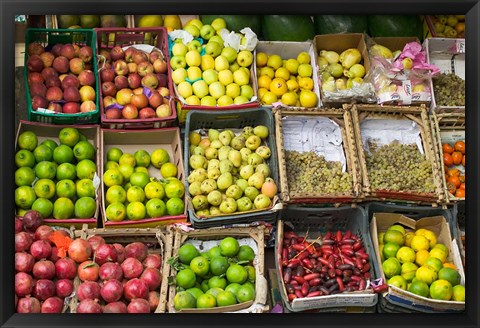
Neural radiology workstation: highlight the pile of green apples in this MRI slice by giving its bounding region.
[170,18,256,107]
[187,125,278,217]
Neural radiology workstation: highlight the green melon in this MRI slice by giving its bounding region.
[261,15,315,41]
[368,15,423,41]
[313,15,368,35]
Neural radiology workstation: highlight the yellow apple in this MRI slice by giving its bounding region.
[177,81,193,99]
[256,52,268,67]
[187,66,202,81]
[214,55,230,71]
[202,69,218,85]
[285,58,299,75]
[298,63,313,77]
[217,95,234,106]
[201,54,215,71]
[200,95,217,106]
[218,69,234,86]
[185,95,201,105]
[211,18,227,32]
[226,83,241,99]
[172,67,188,85]
[172,43,188,57]
[233,69,250,86]
[267,54,283,70]
[186,50,201,67]
[297,51,311,64]
[209,81,225,99]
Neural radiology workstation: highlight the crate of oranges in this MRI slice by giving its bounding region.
[430,112,465,203]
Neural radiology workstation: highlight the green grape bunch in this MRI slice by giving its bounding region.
[432,73,465,107]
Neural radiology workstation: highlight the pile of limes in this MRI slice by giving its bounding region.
[173,236,257,310]
[15,127,98,220]
[103,147,185,222]
[379,224,465,302]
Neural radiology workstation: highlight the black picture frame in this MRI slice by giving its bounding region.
[1,1,479,327]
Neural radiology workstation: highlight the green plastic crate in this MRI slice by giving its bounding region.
[24,28,100,125]
[184,107,281,228]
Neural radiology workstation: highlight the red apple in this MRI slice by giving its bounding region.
[61,75,80,90]
[60,44,76,60]
[137,62,154,77]
[110,46,125,61]
[41,67,58,80]
[73,44,81,58]
[141,73,158,89]
[114,75,129,90]
[148,91,163,108]
[132,50,148,65]
[124,47,136,63]
[103,96,118,108]
[45,76,62,88]
[105,107,122,119]
[80,100,96,112]
[127,73,142,89]
[69,58,85,75]
[27,55,44,72]
[156,73,168,88]
[78,46,93,63]
[53,56,69,74]
[27,72,44,85]
[39,52,55,68]
[100,68,115,83]
[47,102,63,112]
[122,104,138,119]
[157,87,170,98]
[51,44,63,57]
[78,70,95,86]
[64,87,81,102]
[99,49,111,63]
[62,102,80,114]
[127,63,137,74]
[46,87,63,102]
[102,82,117,97]
[153,59,168,74]
[114,60,129,76]
[32,95,49,110]
[29,82,47,97]
[132,87,144,95]
[131,94,149,109]
[27,42,45,56]
[149,51,163,64]
[138,107,156,119]
[156,103,172,118]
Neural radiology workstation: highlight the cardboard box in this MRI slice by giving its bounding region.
[100,128,187,228]
[164,226,269,313]
[254,41,322,108]
[15,121,100,229]
[370,213,465,313]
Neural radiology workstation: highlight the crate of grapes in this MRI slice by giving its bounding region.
[430,112,465,204]
[274,107,362,204]
[349,104,444,205]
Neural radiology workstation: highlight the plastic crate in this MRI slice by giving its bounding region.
[95,27,177,129]
[184,108,282,228]
[275,205,378,312]
[24,28,101,125]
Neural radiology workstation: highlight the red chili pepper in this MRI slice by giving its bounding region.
[284,231,297,239]
[282,247,288,261]
[359,279,367,291]
[292,243,305,252]
[318,257,329,266]
[355,257,363,270]
[353,241,363,251]
[363,272,371,280]
[336,276,345,292]
[343,230,352,240]
[328,255,335,269]
[303,273,320,281]
[341,239,355,246]
[324,231,332,240]
[340,244,353,251]
[297,251,310,261]
[347,281,358,287]
[328,268,336,278]
[306,291,322,298]
[295,289,304,299]
[282,259,289,267]
[296,265,305,277]
[301,258,313,269]
[293,275,305,284]
[342,256,356,267]
[301,282,309,296]
[341,249,354,257]
[287,258,301,268]
[351,275,362,282]
[356,251,369,260]
[335,269,343,276]
[309,278,322,286]
[361,263,371,273]
[290,280,299,286]
[336,230,343,243]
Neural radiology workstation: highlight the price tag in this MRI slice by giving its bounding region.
[456,40,465,54]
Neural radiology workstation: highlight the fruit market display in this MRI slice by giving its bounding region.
[442,140,465,198]
[285,151,353,194]
[187,126,278,217]
[103,147,185,222]
[170,237,257,310]
[57,15,128,29]
[256,51,318,107]
[432,73,465,107]
[169,18,257,107]
[427,15,465,38]
[98,46,172,120]
[279,230,373,301]
[379,224,465,302]
[15,128,98,220]
[26,41,97,114]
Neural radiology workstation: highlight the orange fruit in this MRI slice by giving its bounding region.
[442,143,454,154]
[443,153,453,166]
[447,175,461,188]
[452,152,463,165]
[455,189,465,198]
[454,141,465,154]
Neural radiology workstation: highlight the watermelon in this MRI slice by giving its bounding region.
[199,15,262,36]
[368,15,423,41]
[261,15,315,41]
[313,15,368,35]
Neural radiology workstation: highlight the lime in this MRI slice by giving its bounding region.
[401,262,418,282]
[105,202,126,222]
[186,287,204,300]
[33,144,53,162]
[53,197,74,219]
[75,197,97,218]
[56,163,77,180]
[236,284,255,303]
[15,150,35,168]
[434,243,449,254]
[15,186,37,209]
[226,264,248,284]
[126,186,145,203]
[176,268,197,289]
[118,164,135,182]
[106,185,127,204]
[151,148,170,168]
[244,265,256,282]
[18,131,38,151]
[163,178,185,198]
[208,246,222,258]
[58,127,80,147]
[134,167,149,174]
[73,141,95,161]
[35,161,57,179]
[388,224,406,235]
[430,279,453,300]
[383,242,400,259]
[190,256,210,277]
[76,179,96,198]
[415,265,438,285]
[173,290,196,310]
[145,198,167,218]
[201,280,210,293]
[205,287,224,299]
[404,231,416,247]
[53,145,74,164]
[396,246,416,264]
[209,256,229,276]
[144,181,165,200]
[438,267,461,286]
[31,198,54,218]
[208,276,227,290]
[126,201,146,220]
[200,252,210,260]
[388,275,407,290]
[104,161,119,171]
[56,179,76,199]
[178,244,200,265]
[415,228,438,249]
[40,139,58,151]
[103,169,124,187]
[129,172,150,189]
[452,285,465,302]
[107,147,123,163]
[76,159,97,179]
[408,280,430,298]
[237,245,255,262]
[34,179,56,199]
[160,162,178,178]
[166,198,185,216]
[119,153,136,167]
[196,293,216,308]
[429,247,448,263]
[424,257,443,273]
[382,257,401,279]
[220,237,240,257]
[134,150,151,168]
[15,167,36,187]
[225,283,242,297]
[383,230,405,246]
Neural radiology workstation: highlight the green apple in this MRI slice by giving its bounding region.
[240,85,254,100]
[236,50,254,67]
[207,190,223,206]
[200,24,216,40]
[170,55,186,70]
[221,47,238,64]
[240,164,254,180]
[209,35,224,47]
[205,42,222,58]
[208,129,220,141]
[226,83,241,99]
[201,54,215,71]
[253,125,269,139]
[233,69,250,86]
[192,194,209,210]
[237,196,253,212]
[219,197,237,214]
[244,186,260,202]
[285,58,299,75]
[298,63,313,77]
[172,43,188,56]
[209,81,226,99]
[187,66,202,81]
[229,62,241,72]
[192,80,209,99]
[226,184,243,200]
[217,172,233,190]
[172,67,187,84]
[177,81,193,99]
[201,96,217,106]
[254,193,271,209]
[211,18,227,32]
[248,172,265,189]
[214,55,230,71]
[217,95,234,106]
[186,50,202,67]
[202,69,218,85]
[184,24,200,38]
[187,39,202,52]
[247,153,263,166]
[234,96,250,105]
[218,69,234,86]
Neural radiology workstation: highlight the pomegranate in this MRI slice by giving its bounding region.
[68,239,92,263]
[15,232,33,252]
[103,301,128,313]
[148,291,160,312]
[124,278,149,301]
[113,243,125,263]
[23,210,44,232]
[30,240,52,260]
[34,225,54,242]
[140,268,162,291]
[55,257,77,279]
[100,279,123,303]
[99,262,123,281]
[142,254,162,270]
[50,247,59,262]
[127,298,150,313]
[124,242,148,261]
[33,279,56,301]
[55,279,74,298]
[17,296,41,313]
[32,260,55,280]
[15,272,33,297]
[15,217,24,233]
[121,257,143,279]
[86,235,106,252]
[77,299,103,313]
[41,296,64,313]
[94,244,118,265]
[15,252,35,273]
[77,281,101,301]
[77,260,99,282]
